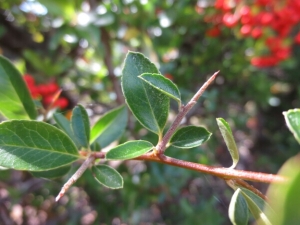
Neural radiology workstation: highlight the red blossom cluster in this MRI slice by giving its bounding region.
[203,0,300,67]
[23,74,68,109]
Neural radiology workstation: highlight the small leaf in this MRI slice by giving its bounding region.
[170,126,212,149]
[229,188,249,225]
[53,113,81,148]
[92,164,123,189]
[265,154,300,225]
[216,118,239,168]
[0,55,37,120]
[106,140,153,160]
[240,187,273,225]
[31,165,71,179]
[283,109,300,144]
[139,73,181,104]
[0,120,80,171]
[71,105,90,149]
[122,51,169,135]
[90,105,128,148]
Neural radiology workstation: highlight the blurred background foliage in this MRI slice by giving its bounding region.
[0,0,300,224]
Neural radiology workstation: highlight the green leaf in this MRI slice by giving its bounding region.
[122,51,169,135]
[240,187,273,225]
[106,140,153,160]
[71,105,90,149]
[139,73,181,104]
[0,55,37,120]
[265,154,300,225]
[31,165,71,179]
[170,126,212,149]
[92,164,123,189]
[90,105,128,148]
[283,109,300,144]
[229,188,249,225]
[53,113,81,148]
[216,118,239,169]
[0,120,80,171]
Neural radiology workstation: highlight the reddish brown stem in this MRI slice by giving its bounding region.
[89,151,286,184]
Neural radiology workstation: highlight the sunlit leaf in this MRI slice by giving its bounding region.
[139,73,181,104]
[240,187,273,225]
[122,51,169,135]
[0,55,37,120]
[229,188,249,225]
[265,154,300,225]
[170,126,211,148]
[283,109,300,144]
[106,140,153,160]
[90,105,127,148]
[216,118,239,168]
[92,164,123,189]
[0,120,80,171]
[71,105,90,149]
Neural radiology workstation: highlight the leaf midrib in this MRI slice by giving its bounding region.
[0,143,79,157]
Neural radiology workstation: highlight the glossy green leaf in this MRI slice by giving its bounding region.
[0,120,80,171]
[283,109,300,144]
[240,187,273,225]
[53,113,81,148]
[106,140,153,160]
[265,154,300,225]
[216,118,239,169]
[92,164,123,189]
[139,73,181,104]
[229,188,249,225]
[122,51,169,135]
[0,55,37,120]
[31,165,71,179]
[71,105,90,149]
[170,126,212,149]
[90,105,128,148]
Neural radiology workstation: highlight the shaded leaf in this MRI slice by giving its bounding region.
[31,165,71,179]
[283,109,300,144]
[122,51,169,135]
[0,55,37,120]
[71,105,90,149]
[0,120,80,171]
[240,187,273,225]
[139,73,181,104]
[170,126,211,149]
[216,118,239,168]
[90,105,127,148]
[229,188,249,225]
[53,113,81,148]
[265,154,300,225]
[92,164,123,189]
[90,141,101,151]
[106,140,153,160]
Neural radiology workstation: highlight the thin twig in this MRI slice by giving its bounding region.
[234,179,268,200]
[55,155,95,202]
[156,71,219,154]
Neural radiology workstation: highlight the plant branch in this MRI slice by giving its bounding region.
[156,71,219,155]
[55,155,95,202]
[90,151,286,184]
[101,28,124,104]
